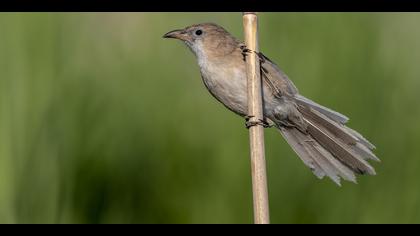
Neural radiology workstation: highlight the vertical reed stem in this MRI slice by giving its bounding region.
[242,12,270,224]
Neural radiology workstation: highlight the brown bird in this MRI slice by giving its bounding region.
[163,23,380,185]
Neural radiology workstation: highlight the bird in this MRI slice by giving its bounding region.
[163,22,380,185]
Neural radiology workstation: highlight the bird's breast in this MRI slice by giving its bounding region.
[199,58,249,116]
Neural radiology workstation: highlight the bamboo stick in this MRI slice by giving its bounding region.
[242,12,270,224]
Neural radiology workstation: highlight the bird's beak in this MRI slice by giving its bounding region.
[163,29,188,41]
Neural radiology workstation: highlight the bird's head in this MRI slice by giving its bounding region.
[163,23,240,59]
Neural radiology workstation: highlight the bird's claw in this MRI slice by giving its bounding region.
[240,45,265,64]
[245,115,271,129]
[241,45,252,61]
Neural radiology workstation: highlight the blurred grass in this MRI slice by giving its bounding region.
[0,12,419,223]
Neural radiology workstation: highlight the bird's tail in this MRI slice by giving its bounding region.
[277,95,380,185]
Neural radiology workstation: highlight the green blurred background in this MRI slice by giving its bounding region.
[0,12,419,223]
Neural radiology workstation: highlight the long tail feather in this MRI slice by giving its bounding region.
[277,96,379,185]
[294,94,349,124]
[279,127,326,179]
[304,117,376,175]
[279,127,356,185]
[299,105,379,168]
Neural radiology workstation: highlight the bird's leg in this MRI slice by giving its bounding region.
[240,45,252,62]
[240,44,266,64]
[241,44,271,129]
[245,115,272,129]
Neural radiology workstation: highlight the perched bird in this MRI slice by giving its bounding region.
[163,23,380,185]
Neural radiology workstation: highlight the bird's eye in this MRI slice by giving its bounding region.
[195,30,203,36]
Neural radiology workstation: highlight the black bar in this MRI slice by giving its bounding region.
[0,0,418,12]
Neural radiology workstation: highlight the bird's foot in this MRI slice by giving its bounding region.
[240,45,265,63]
[245,115,271,129]
[240,45,253,62]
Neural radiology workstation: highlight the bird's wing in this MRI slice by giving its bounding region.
[258,52,299,98]
[258,52,350,124]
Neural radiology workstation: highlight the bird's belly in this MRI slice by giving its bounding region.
[201,67,249,116]
[200,61,281,119]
